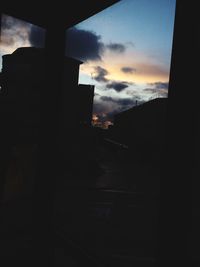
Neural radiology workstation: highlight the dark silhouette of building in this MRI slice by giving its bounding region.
[77,84,94,126]
[1,47,45,141]
[62,59,94,128]
[110,97,168,163]
[61,56,83,129]
[0,47,95,201]
[0,47,95,136]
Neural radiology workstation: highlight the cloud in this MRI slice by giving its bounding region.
[144,88,168,98]
[94,92,101,96]
[66,27,104,61]
[93,66,109,83]
[148,82,169,90]
[96,96,139,119]
[100,96,135,106]
[93,101,117,121]
[100,95,140,107]
[106,43,126,53]
[0,14,31,49]
[121,67,136,74]
[93,93,145,125]
[106,81,132,92]
[1,14,28,33]
[66,29,127,61]
[100,96,114,102]
[125,88,140,96]
[143,88,156,93]
[144,82,168,98]
[92,92,146,127]
[115,98,136,107]
[29,25,46,48]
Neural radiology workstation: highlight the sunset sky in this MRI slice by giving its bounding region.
[0,0,176,127]
[66,0,176,127]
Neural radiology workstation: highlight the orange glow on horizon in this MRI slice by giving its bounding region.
[80,60,169,85]
[92,113,113,129]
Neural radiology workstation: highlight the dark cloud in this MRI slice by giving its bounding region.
[106,43,126,53]
[98,96,139,116]
[148,82,169,90]
[116,98,136,106]
[1,15,26,31]
[100,96,114,102]
[93,94,144,124]
[93,66,109,83]
[1,15,14,30]
[66,28,127,61]
[66,27,104,61]
[101,95,139,107]
[94,92,101,96]
[144,88,168,97]
[144,88,157,93]
[106,81,131,92]
[29,25,46,48]
[121,67,136,74]
[144,82,168,98]
[1,14,30,47]
[93,101,116,121]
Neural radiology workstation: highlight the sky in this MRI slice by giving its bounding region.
[66,0,176,127]
[0,0,176,128]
